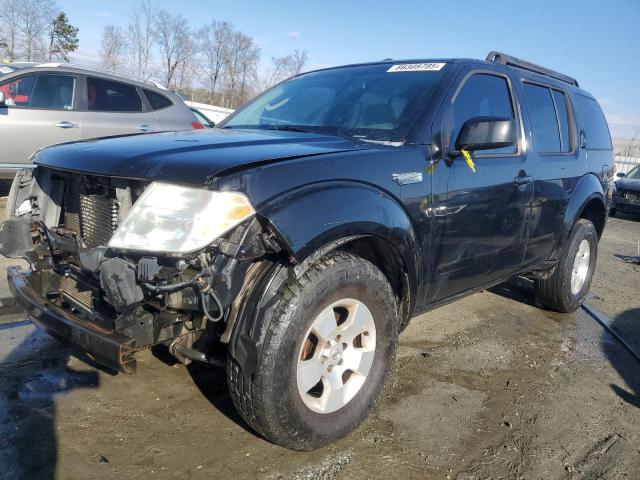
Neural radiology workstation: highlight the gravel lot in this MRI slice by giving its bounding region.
[0,211,638,480]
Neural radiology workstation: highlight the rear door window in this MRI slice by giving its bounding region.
[523,83,560,152]
[0,74,75,110]
[143,89,173,110]
[576,95,611,150]
[88,77,143,112]
[450,73,517,155]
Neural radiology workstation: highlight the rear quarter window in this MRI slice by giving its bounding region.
[576,95,611,150]
[143,89,173,110]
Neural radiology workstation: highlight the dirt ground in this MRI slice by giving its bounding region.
[0,211,639,480]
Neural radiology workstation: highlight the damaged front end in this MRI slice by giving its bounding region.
[0,168,281,373]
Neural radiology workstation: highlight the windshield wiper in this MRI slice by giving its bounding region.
[260,125,319,134]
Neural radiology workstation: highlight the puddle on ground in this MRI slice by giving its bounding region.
[19,369,99,400]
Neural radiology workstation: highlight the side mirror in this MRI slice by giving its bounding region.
[454,116,516,153]
[616,172,626,178]
[0,91,5,106]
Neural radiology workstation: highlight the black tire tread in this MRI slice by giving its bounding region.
[226,251,397,450]
[535,219,597,313]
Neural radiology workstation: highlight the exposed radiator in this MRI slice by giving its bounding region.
[79,194,119,247]
[63,182,119,247]
[60,275,94,311]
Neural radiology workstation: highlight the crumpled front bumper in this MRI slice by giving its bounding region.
[612,194,640,213]
[7,266,138,374]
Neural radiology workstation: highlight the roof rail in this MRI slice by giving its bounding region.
[486,51,579,87]
[34,62,165,88]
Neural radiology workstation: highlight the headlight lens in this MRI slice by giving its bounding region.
[108,182,255,254]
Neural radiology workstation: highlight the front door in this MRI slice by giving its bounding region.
[428,69,533,302]
[0,73,82,165]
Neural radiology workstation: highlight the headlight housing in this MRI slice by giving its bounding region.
[108,182,255,254]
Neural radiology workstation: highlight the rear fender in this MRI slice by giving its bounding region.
[550,173,605,261]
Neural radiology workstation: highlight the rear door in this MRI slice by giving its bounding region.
[81,76,158,139]
[0,72,82,165]
[518,81,581,265]
[427,68,533,302]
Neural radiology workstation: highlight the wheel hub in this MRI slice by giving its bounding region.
[325,343,343,364]
[296,298,376,414]
[571,239,591,295]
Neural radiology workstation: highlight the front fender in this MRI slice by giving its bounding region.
[226,182,421,377]
[258,181,421,292]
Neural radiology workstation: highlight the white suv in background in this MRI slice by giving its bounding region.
[0,63,202,179]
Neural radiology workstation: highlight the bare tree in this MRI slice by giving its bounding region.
[290,49,308,75]
[128,0,155,78]
[199,20,231,103]
[219,31,260,107]
[267,49,309,86]
[20,0,56,61]
[2,0,23,60]
[154,10,194,87]
[99,25,126,72]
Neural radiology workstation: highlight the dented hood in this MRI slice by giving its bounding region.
[34,128,368,186]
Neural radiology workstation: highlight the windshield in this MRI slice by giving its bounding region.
[625,165,640,179]
[221,63,447,142]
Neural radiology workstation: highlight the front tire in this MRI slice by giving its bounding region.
[535,219,598,312]
[227,251,398,450]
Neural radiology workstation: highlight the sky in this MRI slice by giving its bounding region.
[58,0,640,138]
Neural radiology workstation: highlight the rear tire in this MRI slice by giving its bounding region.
[535,219,598,312]
[227,251,398,450]
[609,207,616,217]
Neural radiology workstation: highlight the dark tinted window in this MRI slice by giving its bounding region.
[552,89,572,152]
[143,89,172,110]
[451,74,516,154]
[0,74,75,110]
[88,77,142,112]
[523,83,560,152]
[576,95,611,150]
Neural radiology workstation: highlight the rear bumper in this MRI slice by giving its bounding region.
[7,266,137,374]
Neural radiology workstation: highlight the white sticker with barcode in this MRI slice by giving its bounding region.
[387,63,446,72]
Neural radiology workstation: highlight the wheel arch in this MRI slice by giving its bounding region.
[225,182,421,377]
[258,181,420,305]
[562,174,606,243]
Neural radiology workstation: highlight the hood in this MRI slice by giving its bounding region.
[34,128,370,186]
[615,176,640,191]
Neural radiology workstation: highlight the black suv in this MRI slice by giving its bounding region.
[0,52,613,450]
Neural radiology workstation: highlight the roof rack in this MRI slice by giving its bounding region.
[34,62,166,89]
[486,51,578,87]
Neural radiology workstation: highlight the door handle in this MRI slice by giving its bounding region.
[137,124,155,132]
[55,121,79,129]
[514,175,533,186]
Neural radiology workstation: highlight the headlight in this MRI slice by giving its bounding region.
[108,182,255,254]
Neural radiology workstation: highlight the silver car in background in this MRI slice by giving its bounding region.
[0,63,200,179]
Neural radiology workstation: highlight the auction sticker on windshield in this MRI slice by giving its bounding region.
[387,63,446,72]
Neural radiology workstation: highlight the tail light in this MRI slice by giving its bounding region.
[191,121,205,130]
